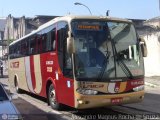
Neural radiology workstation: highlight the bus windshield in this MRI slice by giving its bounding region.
[71,20,144,81]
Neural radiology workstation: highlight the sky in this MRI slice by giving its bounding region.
[0,0,159,19]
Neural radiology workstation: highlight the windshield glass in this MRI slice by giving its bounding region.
[108,22,144,78]
[71,20,144,81]
[0,85,9,101]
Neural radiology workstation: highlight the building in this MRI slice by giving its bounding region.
[3,14,58,60]
[4,14,58,41]
[144,16,160,28]
[130,19,146,28]
[0,18,6,40]
[0,18,6,59]
[138,16,160,77]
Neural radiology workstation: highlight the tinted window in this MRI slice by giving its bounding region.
[37,24,56,53]
[57,21,72,77]
[46,25,56,51]
[29,36,37,55]
[0,85,8,101]
[57,22,68,52]
[9,46,14,59]
[9,24,56,59]
[21,38,29,56]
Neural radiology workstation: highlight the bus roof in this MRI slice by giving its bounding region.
[9,15,132,46]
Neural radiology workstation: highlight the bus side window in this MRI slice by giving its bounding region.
[46,30,52,51]
[17,42,21,58]
[37,31,42,54]
[51,27,56,51]
[9,46,12,59]
[41,29,47,52]
[37,29,47,53]
[37,37,42,54]
[46,25,56,51]
[21,39,29,56]
[29,36,37,55]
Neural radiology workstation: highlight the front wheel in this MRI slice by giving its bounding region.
[48,84,62,110]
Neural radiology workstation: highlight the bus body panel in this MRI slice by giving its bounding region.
[74,79,144,109]
[9,52,75,107]
[9,58,29,92]
[40,52,75,107]
[75,90,144,109]
[57,74,75,107]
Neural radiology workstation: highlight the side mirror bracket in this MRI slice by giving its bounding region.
[139,37,147,57]
[67,31,75,54]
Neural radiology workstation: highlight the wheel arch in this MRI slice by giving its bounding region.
[14,74,19,87]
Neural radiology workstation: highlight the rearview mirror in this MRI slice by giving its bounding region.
[139,37,147,57]
[67,31,75,54]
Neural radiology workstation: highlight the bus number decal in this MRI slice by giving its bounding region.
[47,67,52,72]
[46,61,53,65]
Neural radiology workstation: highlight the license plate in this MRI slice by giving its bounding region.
[111,97,123,104]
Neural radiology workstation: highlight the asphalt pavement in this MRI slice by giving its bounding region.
[122,77,160,115]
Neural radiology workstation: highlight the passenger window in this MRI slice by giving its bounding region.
[42,30,47,52]
[38,24,56,53]
[46,25,56,51]
[29,36,37,55]
[51,27,56,51]
[21,39,29,56]
[37,32,42,54]
[57,22,68,52]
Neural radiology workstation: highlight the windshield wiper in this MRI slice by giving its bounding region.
[117,58,133,79]
[110,37,133,79]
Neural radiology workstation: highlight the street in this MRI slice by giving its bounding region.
[0,76,160,120]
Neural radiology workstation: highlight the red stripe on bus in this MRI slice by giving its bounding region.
[126,79,144,91]
[30,56,36,90]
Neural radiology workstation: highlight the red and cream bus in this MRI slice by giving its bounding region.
[9,15,147,110]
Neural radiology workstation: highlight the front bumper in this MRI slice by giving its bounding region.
[75,91,144,109]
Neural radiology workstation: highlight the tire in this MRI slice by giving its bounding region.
[48,84,62,110]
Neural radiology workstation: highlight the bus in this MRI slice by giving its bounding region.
[9,15,147,110]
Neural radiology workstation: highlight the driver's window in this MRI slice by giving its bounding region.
[57,21,72,77]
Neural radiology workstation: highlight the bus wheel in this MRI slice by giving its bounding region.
[48,84,62,110]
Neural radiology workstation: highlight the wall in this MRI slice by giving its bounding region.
[143,32,160,76]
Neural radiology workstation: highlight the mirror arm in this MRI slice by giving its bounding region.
[67,31,75,54]
[139,38,147,57]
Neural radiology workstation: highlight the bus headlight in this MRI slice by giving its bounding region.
[76,88,98,95]
[133,85,144,92]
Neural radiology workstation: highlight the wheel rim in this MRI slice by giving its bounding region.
[50,88,57,105]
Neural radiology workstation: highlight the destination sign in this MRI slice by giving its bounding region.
[77,24,102,31]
